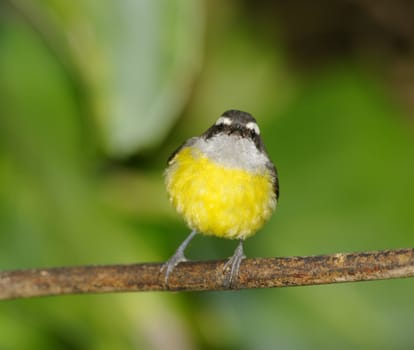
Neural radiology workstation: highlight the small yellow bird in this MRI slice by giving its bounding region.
[163,110,279,286]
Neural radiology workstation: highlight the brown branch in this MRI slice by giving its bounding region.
[1,248,414,300]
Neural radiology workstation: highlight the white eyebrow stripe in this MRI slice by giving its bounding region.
[215,117,232,126]
[246,121,260,134]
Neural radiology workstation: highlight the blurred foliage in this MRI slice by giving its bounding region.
[1,0,414,349]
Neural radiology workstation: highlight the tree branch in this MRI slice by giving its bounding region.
[1,248,413,300]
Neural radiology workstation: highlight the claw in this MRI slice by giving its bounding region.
[161,251,187,284]
[160,230,197,285]
[222,240,245,288]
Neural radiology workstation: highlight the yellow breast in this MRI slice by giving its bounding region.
[165,147,276,240]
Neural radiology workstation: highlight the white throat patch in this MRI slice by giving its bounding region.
[194,134,268,172]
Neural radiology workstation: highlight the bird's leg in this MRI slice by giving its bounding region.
[222,239,246,288]
[161,230,197,284]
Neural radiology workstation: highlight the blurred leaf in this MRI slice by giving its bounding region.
[18,0,204,156]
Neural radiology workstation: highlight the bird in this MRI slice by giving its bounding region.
[162,109,279,287]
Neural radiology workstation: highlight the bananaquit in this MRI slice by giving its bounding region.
[163,109,279,286]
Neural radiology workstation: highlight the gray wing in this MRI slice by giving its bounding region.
[268,161,279,200]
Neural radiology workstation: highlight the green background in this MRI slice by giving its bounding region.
[1,1,414,349]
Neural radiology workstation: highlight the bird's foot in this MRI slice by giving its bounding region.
[160,250,187,285]
[222,240,246,288]
[160,230,197,285]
